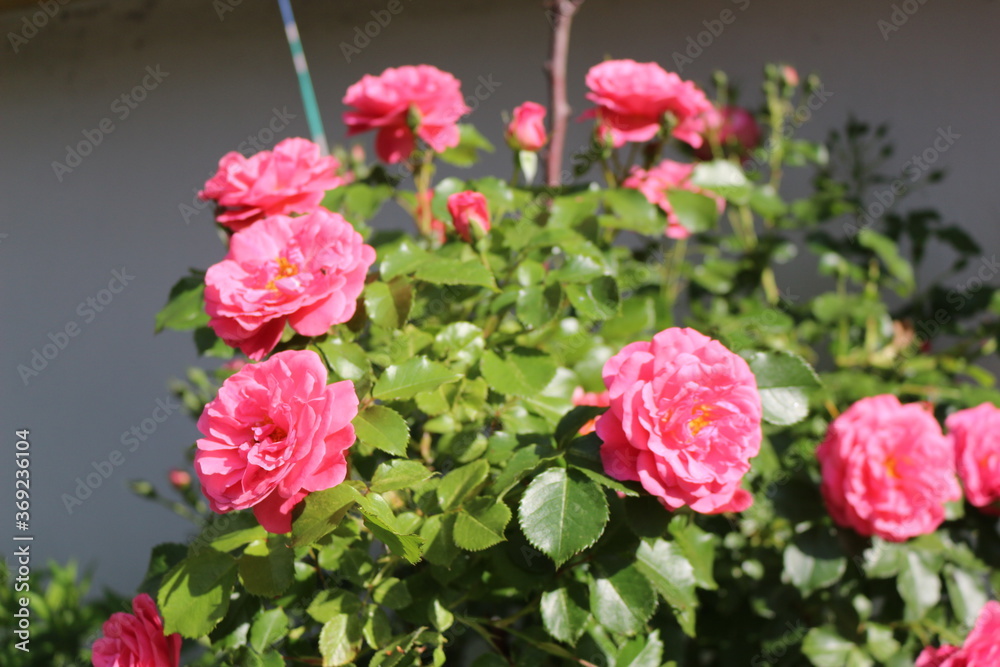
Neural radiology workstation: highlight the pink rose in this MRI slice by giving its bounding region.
[205,208,376,361]
[91,593,181,667]
[199,137,350,232]
[916,601,1000,666]
[817,395,960,542]
[343,65,469,164]
[781,65,800,88]
[693,106,761,161]
[622,159,725,239]
[946,403,1000,515]
[583,59,712,149]
[596,328,762,513]
[572,387,610,435]
[194,349,357,533]
[447,191,490,242]
[506,101,548,152]
[167,469,191,490]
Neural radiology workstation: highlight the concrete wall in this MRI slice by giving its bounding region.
[2,0,998,592]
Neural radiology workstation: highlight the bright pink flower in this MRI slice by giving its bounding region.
[583,59,712,149]
[343,65,469,164]
[596,328,761,514]
[199,138,349,232]
[916,601,1000,667]
[693,106,761,161]
[946,403,1000,515]
[194,349,357,533]
[91,593,181,667]
[623,159,725,239]
[817,395,960,542]
[506,102,548,152]
[204,208,376,360]
[572,387,610,435]
[447,191,490,242]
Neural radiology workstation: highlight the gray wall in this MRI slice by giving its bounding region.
[2,0,998,593]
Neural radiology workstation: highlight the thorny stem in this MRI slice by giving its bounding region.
[544,0,586,187]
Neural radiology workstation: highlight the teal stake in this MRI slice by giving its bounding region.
[276,0,328,154]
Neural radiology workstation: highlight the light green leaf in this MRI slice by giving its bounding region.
[381,239,432,280]
[518,467,609,567]
[668,517,718,590]
[155,272,209,333]
[480,348,557,397]
[365,280,412,329]
[540,582,590,645]
[782,527,847,597]
[665,189,719,234]
[354,405,410,457]
[249,608,288,654]
[319,613,363,667]
[438,124,495,167]
[238,535,295,597]
[635,538,697,636]
[158,548,238,638]
[291,483,362,548]
[802,627,861,667]
[565,276,619,321]
[373,357,461,401]
[371,460,433,494]
[437,459,491,511]
[414,258,497,290]
[617,629,664,667]
[307,589,363,624]
[590,563,658,635]
[742,350,821,426]
[898,550,941,621]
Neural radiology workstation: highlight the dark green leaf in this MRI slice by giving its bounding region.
[518,467,610,567]
[238,535,295,597]
[590,562,658,635]
[158,548,238,638]
[155,272,209,333]
[540,582,590,645]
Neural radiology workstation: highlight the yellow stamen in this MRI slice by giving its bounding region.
[265,256,299,291]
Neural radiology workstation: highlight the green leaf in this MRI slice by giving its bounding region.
[291,483,361,547]
[865,624,900,662]
[518,467,610,567]
[158,548,238,638]
[802,627,862,667]
[419,513,460,567]
[634,538,697,636]
[782,527,847,597]
[602,189,661,235]
[437,459,491,511]
[454,498,512,551]
[742,350,821,426]
[354,495,423,564]
[364,605,393,649]
[414,258,497,290]
[155,272,209,332]
[365,280,412,329]
[438,123,495,167]
[381,239,432,280]
[480,348,557,397]
[138,542,188,596]
[664,189,720,234]
[249,608,288,653]
[238,535,295,597]
[691,160,750,202]
[373,357,461,401]
[354,405,410,457]
[517,284,563,329]
[307,589,363,624]
[319,613,363,667]
[668,517,718,590]
[565,276,619,321]
[313,340,372,385]
[617,629,664,667]
[898,549,941,621]
[858,229,915,293]
[371,460,433,494]
[590,562,658,635]
[373,577,413,610]
[555,406,606,447]
[540,582,590,645]
[944,564,989,627]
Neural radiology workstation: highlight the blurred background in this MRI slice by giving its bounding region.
[2,0,998,595]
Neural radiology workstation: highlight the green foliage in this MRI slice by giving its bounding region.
[145,63,1000,667]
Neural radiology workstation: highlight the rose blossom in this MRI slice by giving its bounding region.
[447,191,490,242]
[91,593,181,667]
[199,137,349,232]
[194,349,357,534]
[596,327,762,513]
[583,59,713,149]
[205,208,376,360]
[506,102,548,152]
[168,469,191,490]
[572,387,610,435]
[916,601,1000,667]
[946,403,1000,515]
[343,65,469,164]
[817,395,960,542]
[693,106,761,161]
[623,159,725,239]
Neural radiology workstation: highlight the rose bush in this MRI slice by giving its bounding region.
[95,38,999,667]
